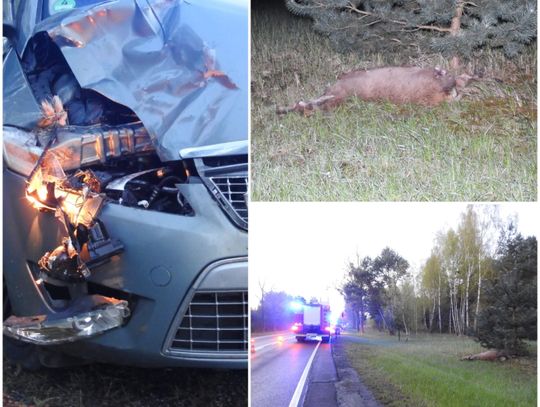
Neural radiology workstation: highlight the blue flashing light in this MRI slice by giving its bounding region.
[290,301,304,312]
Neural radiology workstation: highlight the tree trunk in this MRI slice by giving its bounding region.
[474,255,482,331]
[359,299,365,334]
[414,296,418,336]
[457,278,463,335]
[455,289,461,335]
[261,302,265,331]
[451,278,461,335]
[429,298,436,332]
[450,1,465,70]
[378,308,388,332]
[402,311,409,339]
[465,264,471,331]
[449,284,454,334]
[437,272,442,333]
[459,280,465,334]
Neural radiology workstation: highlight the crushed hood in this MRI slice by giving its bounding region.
[30,0,248,161]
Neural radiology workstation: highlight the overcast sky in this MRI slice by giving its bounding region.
[249,203,538,313]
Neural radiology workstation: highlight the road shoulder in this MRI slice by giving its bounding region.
[332,337,381,407]
[303,343,337,407]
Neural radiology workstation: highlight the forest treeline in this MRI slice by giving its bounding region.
[341,206,537,355]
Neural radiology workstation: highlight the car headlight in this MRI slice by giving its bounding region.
[3,299,130,345]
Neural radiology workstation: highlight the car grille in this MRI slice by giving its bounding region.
[194,157,248,231]
[169,291,248,352]
[209,176,248,226]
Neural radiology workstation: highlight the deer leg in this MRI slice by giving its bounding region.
[309,94,336,106]
[277,94,336,115]
[276,104,297,115]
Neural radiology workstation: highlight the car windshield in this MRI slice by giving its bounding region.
[47,0,108,15]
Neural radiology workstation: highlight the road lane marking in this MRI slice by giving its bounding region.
[254,336,294,352]
[288,341,321,407]
[255,342,279,352]
[252,332,290,340]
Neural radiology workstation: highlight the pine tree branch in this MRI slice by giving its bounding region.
[345,3,452,33]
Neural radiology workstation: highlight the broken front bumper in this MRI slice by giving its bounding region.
[3,168,248,368]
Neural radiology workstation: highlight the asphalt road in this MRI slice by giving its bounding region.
[251,333,338,407]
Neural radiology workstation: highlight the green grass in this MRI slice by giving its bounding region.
[344,330,537,407]
[251,3,537,201]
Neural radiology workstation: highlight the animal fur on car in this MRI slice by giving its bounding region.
[277,66,475,115]
[38,95,68,128]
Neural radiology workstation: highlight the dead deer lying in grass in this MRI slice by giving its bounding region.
[461,350,508,362]
[277,66,474,115]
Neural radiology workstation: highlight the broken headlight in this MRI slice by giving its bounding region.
[3,297,130,345]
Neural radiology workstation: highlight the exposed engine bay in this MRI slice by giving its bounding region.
[4,32,196,287]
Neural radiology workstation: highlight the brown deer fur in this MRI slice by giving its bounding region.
[461,350,508,361]
[277,66,473,115]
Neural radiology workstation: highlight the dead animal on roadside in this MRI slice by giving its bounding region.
[461,350,508,362]
[277,66,476,116]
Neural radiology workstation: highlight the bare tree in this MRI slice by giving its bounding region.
[258,279,267,332]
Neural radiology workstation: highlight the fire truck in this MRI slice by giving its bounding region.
[290,302,335,343]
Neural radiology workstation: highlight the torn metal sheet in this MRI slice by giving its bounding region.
[21,0,249,161]
[24,147,124,280]
[3,126,42,176]
[3,47,43,128]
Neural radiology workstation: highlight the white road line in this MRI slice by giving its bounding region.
[254,335,294,352]
[252,332,289,340]
[255,342,279,352]
[287,341,321,407]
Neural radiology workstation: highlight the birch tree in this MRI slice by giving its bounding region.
[440,229,464,335]
[421,253,444,333]
[457,206,481,332]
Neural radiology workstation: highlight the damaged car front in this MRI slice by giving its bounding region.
[3,0,248,369]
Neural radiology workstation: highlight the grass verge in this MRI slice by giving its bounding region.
[3,359,247,407]
[251,3,537,201]
[344,330,537,407]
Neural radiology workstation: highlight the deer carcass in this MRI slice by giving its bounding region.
[461,350,508,361]
[277,66,473,115]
